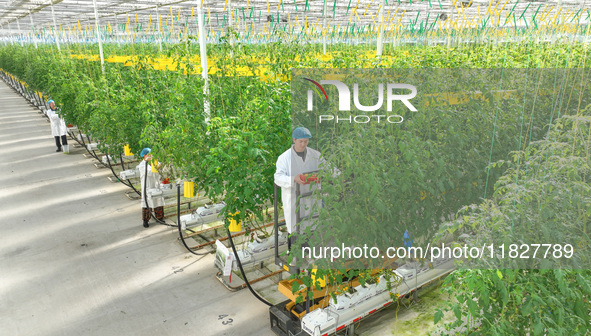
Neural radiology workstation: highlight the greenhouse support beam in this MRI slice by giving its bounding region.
[1,26,6,46]
[16,19,24,46]
[447,6,453,48]
[376,0,385,56]
[197,3,210,123]
[323,0,327,55]
[30,10,38,49]
[156,5,162,52]
[114,13,120,46]
[578,0,584,26]
[8,24,13,45]
[92,0,105,75]
[228,0,234,57]
[50,0,61,53]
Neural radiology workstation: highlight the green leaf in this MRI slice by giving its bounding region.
[522,299,532,315]
[291,281,300,294]
[499,283,509,305]
[434,310,444,324]
[574,299,588,322]
[467,299,478,317]
[496,269,503,280]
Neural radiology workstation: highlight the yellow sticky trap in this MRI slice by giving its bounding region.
[311,268,326,288]
[228,212,242,232]
[184,181,195,198]
[124,144,133,156]
[151,159,158,173]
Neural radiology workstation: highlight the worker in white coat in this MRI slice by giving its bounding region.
[137,148,165,228]
[44,100,68,152]
[274,127,324,235]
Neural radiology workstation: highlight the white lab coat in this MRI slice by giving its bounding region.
[45,109,67,137]
[274,146,324,234]
[137,160,165,208]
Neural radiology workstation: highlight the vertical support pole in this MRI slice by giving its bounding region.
[156,5,163,52]
[197,2,210,123]
[50,0,61,53]
[30,10,38,49]
[577,0,583,41]
[92,0,105,74]
[228,0,234,57]
[114,13,120,46]
[63,24,69,47]
[10,23,14,45]
[447,6,453,47]
[392,3,400,48]
[228,0,233,30]
[323,0,327,55]
[376,0,385,56]
[1,26,6,46]
[16,19,24,46]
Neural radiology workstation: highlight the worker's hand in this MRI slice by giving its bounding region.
[294,174,306,185]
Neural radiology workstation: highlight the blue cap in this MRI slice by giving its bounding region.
[48,100,54,105]
[292,127,312,139]
[140,148,151,157]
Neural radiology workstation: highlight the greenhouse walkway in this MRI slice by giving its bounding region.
[0,80,274,336]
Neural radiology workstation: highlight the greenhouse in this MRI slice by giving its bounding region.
[1,0,590,335]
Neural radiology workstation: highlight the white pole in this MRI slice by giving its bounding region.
[583,0,588,43]
[228,0,232,28]
[323,0,327,55]
[447,8,453,47]
[9,23,14,45]
[91,0,105,74]
[16,19,24,46]
[49,0,61,53]
[29,11,38,49]
[114,13,120,46]
[1,26,6,46]
[228,0,233,57]
[197,2,210,123]
[156,5,162,52]
[577,0,583,39]
[376,0,385,56]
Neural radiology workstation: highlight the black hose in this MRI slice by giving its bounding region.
[104,152,141,195]
[77,132,98,161]
[77,130,98,161]
[80,133,104,164]
[67,129,84,146]
[143,158,150,224]
[226,227,273,307]
[119,153,126,171]
[176,183,210,255]
[115,152,143,195]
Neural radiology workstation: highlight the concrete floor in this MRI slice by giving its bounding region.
[0,81,276,336]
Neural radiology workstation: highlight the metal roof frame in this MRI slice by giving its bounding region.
[0,1,589,38]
